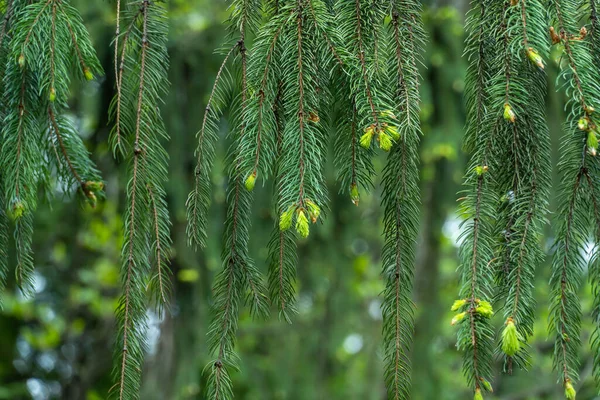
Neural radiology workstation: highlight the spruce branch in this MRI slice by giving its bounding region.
[453,0,499,394]
[110,1,172,398]
[548,0,600,393]
[186,42,237,248]
[204,1,269,397]
[1,0,103,295]
[267,84,298,320]
[489,0,550,371]
[379,1,425,398]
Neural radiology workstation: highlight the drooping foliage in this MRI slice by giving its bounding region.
[0,0,103,301]
[186,0,424,398]
[110,0,172,398]
[452,0,600,397]
[548,0,600,396]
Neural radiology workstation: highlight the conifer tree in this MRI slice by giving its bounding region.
[0,0,103,300]
[110,0,172,398]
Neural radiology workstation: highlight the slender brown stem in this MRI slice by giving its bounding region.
[296,1,306,205]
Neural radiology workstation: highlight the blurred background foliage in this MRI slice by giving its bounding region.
[0,0,592,399]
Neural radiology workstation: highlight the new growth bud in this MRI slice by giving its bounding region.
[245,171,257,191]
[384,124,400,141]
[49,87,56,102]
[451,312,467,326]
[501,317,521,356]
[379,132,392,152]
[564,379,576,400]
[11,201,25,220]
[474,388,484,400]
[549,26,561,44]
[360,126,375,149]
[279,206,296,231]
[350,183,359,206]
[503,103,516,123]
[578,118,588,130]
[527,48,545,69]
[84,67,94,81]
[475,300,494,318]
[479,377,493,393]
[475,165,489,176]
[18,54,25,69]
[295,209,310,238]
[451,299,467,311]
[84,181,105,192]
[305,200,321,223]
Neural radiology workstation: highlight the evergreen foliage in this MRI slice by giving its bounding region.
[0,0,103,300]
[454,0,600,397]
[110,0,172,398]
[7,0,600,399]
[186,0,424,398]
[454,0,552,392]
[548,0,600,395]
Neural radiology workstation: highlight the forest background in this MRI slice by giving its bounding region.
[0,0,582,399]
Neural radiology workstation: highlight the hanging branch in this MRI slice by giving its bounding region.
[488,0,551,373]
[451,0,499,397]
[334,0,397,204]
[379,1,424,398]
[185,42,236,248]
[548,0,600,396]
[267,82,299,321]
[275,0,331,239]
[0,0,103,296]
[203,1,269,398]
[110,1,172,398]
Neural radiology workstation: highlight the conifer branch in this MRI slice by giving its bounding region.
[1,0,103,296]
[380,1,424,398]
[110,0,171,397]
[186,42,237,248]
[453,0,498,394]
[548,0,600,393]
[267,83,298,320]
[488,0,550,372]
[205,1,269,397]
